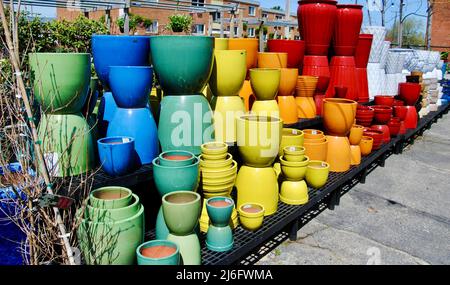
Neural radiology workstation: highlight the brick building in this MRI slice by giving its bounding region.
[430,1,450,53]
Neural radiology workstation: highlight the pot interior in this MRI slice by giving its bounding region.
[163,154,192,161]
[204,142,226,150]
[166,192,197,204]
[208,199,233,208]
[141,245,177,259]
[282,128,302,136]
[93,189,129,200]
[243,115,280,123]
[241,204,263,214]
[308,161,329,169]
[100,137,132,145]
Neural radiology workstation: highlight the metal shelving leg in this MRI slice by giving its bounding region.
[360,167,368,184]
[378,153,386,167]
[288,220,298,241]
[328,189,340,210]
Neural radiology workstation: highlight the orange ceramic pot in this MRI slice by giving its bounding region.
[296,76,318,97]
[295,97,316,119]
[359,136,373,156]
[239,80,256,111]
[228,38,259,71]
[348,124,364,145]
[304,137,326,143]
[322,98,357,136]
[279,68,299,96]
[303,129,324,140]
[326,135,351,172]
[278,96,299,124]
[303,137,328,161]
[257,52,288,68]
[350,145,361,165]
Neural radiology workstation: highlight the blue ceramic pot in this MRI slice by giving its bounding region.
[97,136,138,176]
[92,35,151,88]
[109,66,152,108]
[107,107,158,165]
[97,92,118,138]
[136,240,180,265]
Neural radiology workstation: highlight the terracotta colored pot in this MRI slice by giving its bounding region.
[278,96,299,124]
[298,0,338,55]
[371,125,390,143]
[303,129,324,140]
[355,68,369,103]
[322,98,357,136]
[349,124,364,145]
[404,106,418,129]
[374,95,394,107]
[302,56,330,93]
[314,94,326,116]
[279,68,299,96]
[326,56,358,100]
[333,5,363,56]
[372,105,393,124]
[387,118,401,136]
[354,34,373,68]
[304,137,328,161]
[228,38,259,71]
[398,82,421,106]
[295,96,317,119]
[267,39,305,68]
[392,99,404,106]
[350,145,361,165]
[359,136,373,156]
[326,136,351,172]
[363,129,383,150]
[393,106,408,121]
[257,52,288,68]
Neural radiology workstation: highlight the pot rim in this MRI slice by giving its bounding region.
[97,136,135,146]
[149,35,214,40]
[337,4,363,9]
[239,203,265,217]
[360,136,374,141]
[79,203,144,226]
[206,196,235,209]
[162,191,201,207]
[136,240,179,261]
[323,98,357,104]
[304,137,328,145]
[199,153,233,166]
[307,160,330,170]
[109,66,153,70]
[237,114,282,123]
[86,193,140,217]
[201,160,237,174]
[298,0,337,5]
[29,52,90,56]
[90,186,132,204]
[152,156,200,169]
[282,128,304,137]
[280,155,310,166]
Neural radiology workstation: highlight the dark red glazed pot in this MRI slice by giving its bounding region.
[267,39,305,68]
[333,4,363,56]
[393,106,408,121]
[371,125,390,143]
[298,0,338,55]
[363,129,384,150]
[398,83,421,106]
[374,95,394,107]
[302,55,330,94]
[372,105,393,124]
[387,118,401,136]
[355,68,369,103]
[354,34,373,68]
[326,56,357,100]
[392,99,404,106]
[404,106,418,129]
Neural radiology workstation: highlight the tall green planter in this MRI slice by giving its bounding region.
[29,53,90,114]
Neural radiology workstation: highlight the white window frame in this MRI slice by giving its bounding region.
[145,20,159,34]
[249,6,256,16]
[247,27,255,37]
[194,24,205,35]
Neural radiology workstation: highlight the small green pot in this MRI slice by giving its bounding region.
[162,191,201,236]
[89,186,133,209]
[167,233,201,265]
[206,197,234,227]
[136,240,180,265]
[85,193,140,221]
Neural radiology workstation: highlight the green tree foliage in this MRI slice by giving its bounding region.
[387,18,425,47]
[166,14,193,33]
[116,13,152,34]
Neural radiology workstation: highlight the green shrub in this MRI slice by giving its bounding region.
[166,14,193,33]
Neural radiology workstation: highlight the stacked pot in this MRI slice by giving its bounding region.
[279,146,310,205]
[295,76,319,118]
[354,34,373,103]
[348,124,364,166]
[362,26,387,99]
[384,49,407,96]
[77,186,145,265]
[302,129,328,162]
[277,68,300,124]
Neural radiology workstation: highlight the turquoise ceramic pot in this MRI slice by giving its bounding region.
[206,225,233,252]
[149,36,214,95]
[136,240,180,265]
[89,186,133,209]
[167,233,201,265]
[206,197,234,227]
[159,150,196,167]
[158,95,214,155]
[162,191,201,236]
[155,206,170,240]
[85,193,140,221]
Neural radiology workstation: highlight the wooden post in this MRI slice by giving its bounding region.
[238,9,243,37]
[106,9,111,32]
[208,13,213,36]
[230,13,235,38]
[124,7,130,35]
[398,0,403,47]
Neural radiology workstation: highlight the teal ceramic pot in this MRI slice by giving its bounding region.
[38,113,95,177]
[89,186,133,209]
[150,36,214,95]
[77,204,145,265]
[206,224,233,252]
[158,95,214,155]
[29,53,90,114]
[155,206,170,240]
[86,193,140,221]
[152,156,200,197]
[162,191,201,236]
[136,240,180,265]
[159,150,196,167]
[206,197,234,227]
[167,233,201,265]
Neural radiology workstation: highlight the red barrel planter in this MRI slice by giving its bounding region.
[333,4,363,56]
[326,56,358,100]
[267,39,305,68]
[354,34,373,68]
[398,82,421,106]
[355,68,369,103]
[302,55,330,94]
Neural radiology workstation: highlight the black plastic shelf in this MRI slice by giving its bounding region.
[284,116,322,129]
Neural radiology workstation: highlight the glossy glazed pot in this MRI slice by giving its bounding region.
[374,95,394,107]
[249,68,281,100]
[283,146,306,162]
[38,113,95,177]
[334,86,348,99]
[150,36,214,95]
[236,115,282,167]
[333,5,363,56]
[90,186,133,209]
[305,160,329,188]
[371,125,390,143]
[296,75,319,97]
[313,94,325,116]
[279,68,299,96]
[97,136,137,177]
[159,150,196,167]
[278,96,299,124]
[354,34,373,68]
[350,145,361,165]
[359,136,373,156]
[279,128,304,156]
[86,193,140,222]
[302,56,330,93]
[29,53,90,114]
[238,203,265,231]
[257,52,288,68]
[205,197,234,252]
[280,155,309,181]
[393,106,408,121]
[267,39,305,68]
[153,156,200,197]
[404,106,418,129]
[92,35,150,88]
[387,118,401,136]
[398,82,421,106]
[297,0,338,55]
[322,98,357,136]
[303,129,324,140]
[304,137,328,161]
[215,38,229,50]
[238,80,255,111]
[162,191,201,236]
[108,66,152,108]
[199,153,233,169]
[158,95,214,155]
[228,38,259,71]
[355,105,374,126]
[349,124,364,145]
[251,100,280,118]
[137,240,180,265]
[295,96,317,119]
[201,141,228,155]
[355,68,370,103]
[363,129,383,150]
[326,56,358,100]
[97,92,118,137]
[167,232,201,265]
[212,96,245,143]
[326,136,351,172]
[372,105,393,124]
[107,107,158,164]
[83,77,100,117]
[393,99,404,107]
[280,180,309,205]
[209,50,247,97]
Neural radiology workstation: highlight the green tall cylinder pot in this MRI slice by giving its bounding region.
[38,113,95,177]
[150,36,214,95]
[29,53,90,114]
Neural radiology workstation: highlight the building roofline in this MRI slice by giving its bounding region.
[226,0,260,6]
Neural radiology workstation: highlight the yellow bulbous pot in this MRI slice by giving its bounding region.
[238,203,265,231]
[305,160,329,189]
[257,52,288,68]
[279,128,304,156]
[212,96,246,143]
[215,38,229,50]
[251,100,280,118]
[279,180,309,205]
[278,68,299,96]
[249,68,281,101]
[236,166,278,216]
[209,50,247,97]
[236,115,282,167]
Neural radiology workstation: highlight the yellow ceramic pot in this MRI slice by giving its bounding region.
[201,142,228,155]
[280,155,309,181]
[236,115,282,167]
[238,203,265,231]
[305,160,329,189]
[201,173,236,185]
[326,135,351,172]
[201,152,228,160]
[322,98,357,136]
[212,96,246,143]
[279,128,304,156]
[236,166,278,216]
[249,68,281,100]
[348,124,364,145]
[257,52,288,68]
[280,180,309,205]
[251,100,280,118]
[295,96,317,119]
[350,145,361,165]
[201,160,237,179]
[228,38,258,71]
[199,153,233,169]
[209,50,247,97]
[215,38,229,50]
[359,136,373,156]
[279,68,299,96]
[238,80,255,111]
[202,181,235,194]
[277,96,298,124]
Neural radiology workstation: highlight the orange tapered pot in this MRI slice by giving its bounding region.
[348,124,364,145]
[326,135,351,172]
[239,80,256,111]
[322,98,357,136]
[257,52,288,68]
[359,136,373,156]
[278,96,299,124]
[350,145,361,165]
[279,68,299,96]
[303,129,324,140]
[228,38,259,72]
[295,97,316,119]
[303,137,328,161]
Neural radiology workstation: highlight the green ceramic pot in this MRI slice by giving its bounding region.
[29,53,90,114]
[77,204,145,265]
[152,156,200,197]
[89,186,132,209]
[155,206,170,240]
[150,36,214,95]
[205,224,233,252]
[136,240,180,265]
[158,95,214,155]
[158,150,196,167]
[86,193,140,221]
[206,197,234,227]
[167,233,201,265]
[38,113,95,177]
[162,191,201,236]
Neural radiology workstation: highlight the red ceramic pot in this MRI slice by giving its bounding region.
[374,95,394,107]
[393,106,408,121]
[314,94,326,116]
[326,56,358,100]
[354,34,373,68]
[267,39,305,69]
[298,0,338,55]
[372,105,393,124]
[355,68,369,103]
[398,83,421,106]
[387,118,401,136]
[363,129,384,150]
[333,5,363,56]
[399,121,407,135]
[334,86,348,98]
[302,55,330,94]
[392,99,404,106]
[371,125,390,143]
[404,106,418,129]
[356,105,374,127]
